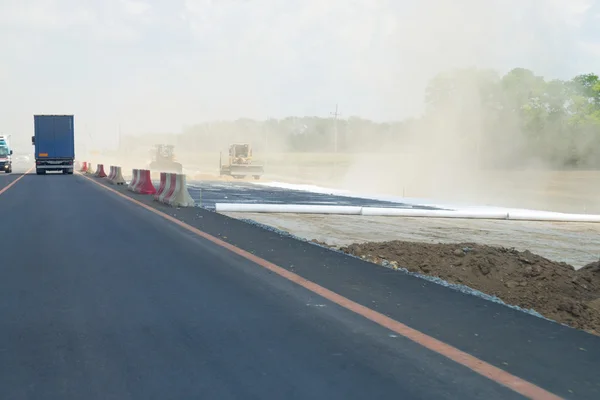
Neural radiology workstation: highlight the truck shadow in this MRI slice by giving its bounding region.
[27,171,74,176]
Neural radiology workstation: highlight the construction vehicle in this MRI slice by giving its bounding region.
[148,144,183,174]
[219,143,264,179]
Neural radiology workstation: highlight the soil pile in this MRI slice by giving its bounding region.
[337,241,600,335]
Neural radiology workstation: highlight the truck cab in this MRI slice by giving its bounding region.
[0,145,12,173]
[32,115,75,175]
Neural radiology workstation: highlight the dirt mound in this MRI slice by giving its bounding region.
[337,241,600,335]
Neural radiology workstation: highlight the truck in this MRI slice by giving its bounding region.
[0,135,13,173]
[31,115,75,175]
[148,144,183,174]
[219,143,264,179]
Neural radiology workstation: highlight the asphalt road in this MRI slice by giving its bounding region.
[184,180,442,210]
[0,170,598,399]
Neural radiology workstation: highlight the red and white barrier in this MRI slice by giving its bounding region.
[109,166,126,185]
[124,169,191,202]
[107,166,115,183]
[95,164,107,178]
[80,162,88,172]
[154,172,167,201]
[156,173,176,203]
[107,166,116,181]
[169,174,194,207]
[134,169,156,195]
[132,170,145,192]
[156,173,194,207]
[86,164,95,174]
[128,169,140,191]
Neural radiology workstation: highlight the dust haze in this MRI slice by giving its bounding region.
[1,0,598,212]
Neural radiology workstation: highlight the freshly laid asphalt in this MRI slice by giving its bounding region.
[0,169,598,399]
[184,180,442,210]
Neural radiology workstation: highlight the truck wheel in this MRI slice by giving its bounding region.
[36,169,45,175]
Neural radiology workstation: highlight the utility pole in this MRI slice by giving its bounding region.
[329,104,341,179]
[330,104,341,154]
[264,117,270,167]
[118,123,123,156]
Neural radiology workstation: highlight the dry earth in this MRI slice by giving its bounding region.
[336,241,600,336]
[223,212,600,335]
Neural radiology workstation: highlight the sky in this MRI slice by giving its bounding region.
[0,0,598,150]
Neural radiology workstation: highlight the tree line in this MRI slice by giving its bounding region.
[127,68,600,169]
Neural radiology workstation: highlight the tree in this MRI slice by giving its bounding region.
[421,67,600,168]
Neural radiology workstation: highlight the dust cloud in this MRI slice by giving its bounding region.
[339,85,600,213]
[2,0,597,212]
[332,0,600,213]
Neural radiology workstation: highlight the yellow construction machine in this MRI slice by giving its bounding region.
[219,143,264,179]
[148,144,183,174]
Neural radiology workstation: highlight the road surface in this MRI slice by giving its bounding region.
[0,169,598,399]
[183,180,441,210]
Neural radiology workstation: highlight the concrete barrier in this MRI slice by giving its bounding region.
[166,174,195,207]
[107,166,116,181]
[154,172,167,201]
[95,164,107,178]
[132,171,144,192]
[156,173,176,203]
[110,166,126,185]
[128,169,140,191]
[134,169,156,195]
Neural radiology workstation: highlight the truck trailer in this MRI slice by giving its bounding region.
[32,115,75,175]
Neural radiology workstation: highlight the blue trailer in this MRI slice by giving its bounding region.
[32,115,75,175]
